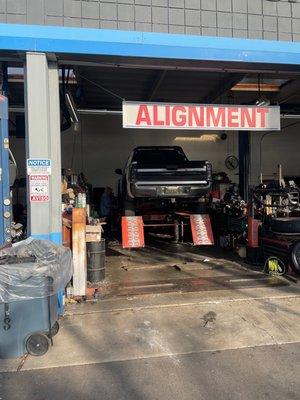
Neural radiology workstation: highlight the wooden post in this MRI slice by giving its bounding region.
[62,217,72,248]
[72,208,86,296]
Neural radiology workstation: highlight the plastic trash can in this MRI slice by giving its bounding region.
[0,239,73,359]
[0,286,59,358]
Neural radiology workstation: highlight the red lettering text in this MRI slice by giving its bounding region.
[227,107,239,128]
[241,108,256,128]
[188,106,204,127]
[172,106,187,126]
[207,107,225,127]
[165,105,171,126]
[136,105,151,126]
[153,105,164,126]
[256,108,269,128]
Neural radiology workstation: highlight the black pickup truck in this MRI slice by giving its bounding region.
[116,146,212,215]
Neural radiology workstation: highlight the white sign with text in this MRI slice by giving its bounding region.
[123,102,281,131]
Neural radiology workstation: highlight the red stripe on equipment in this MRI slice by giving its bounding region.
[122,216,145,249]
[248,217,261,248]
[190,214,214,245]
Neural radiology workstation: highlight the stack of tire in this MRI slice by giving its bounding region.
[269,217,300,273]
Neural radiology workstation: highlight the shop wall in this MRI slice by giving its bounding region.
[0,0,299,42]
[250,122,300,185]
[60,114,300,192]
[61,114,239,191]
[8,113,300,195]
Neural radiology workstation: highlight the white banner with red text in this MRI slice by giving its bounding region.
[122,102,280,131]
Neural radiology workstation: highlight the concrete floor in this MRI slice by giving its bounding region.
[1,242,299,399]
[98,241,291,298]
[2,344,299,400]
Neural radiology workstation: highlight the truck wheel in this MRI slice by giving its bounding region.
[291,242,300,272]
[124,200,135,216]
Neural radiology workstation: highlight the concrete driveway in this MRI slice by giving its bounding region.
[1,243,299,400]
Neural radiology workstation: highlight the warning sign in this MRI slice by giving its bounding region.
[30,175,49,202]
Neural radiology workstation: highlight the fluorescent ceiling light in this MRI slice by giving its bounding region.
[174,134,220,143]
[255,96,271,107]
[231,76,288,92]
[231,83,279,92]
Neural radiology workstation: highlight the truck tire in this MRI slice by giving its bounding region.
[124,200,135,216]
[291,242,300,272]
[270,217,300,235]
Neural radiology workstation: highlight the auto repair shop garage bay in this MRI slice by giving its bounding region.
[3,26,300,305]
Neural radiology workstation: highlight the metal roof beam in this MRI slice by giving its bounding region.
[201,73,245,104]
[277,79,300,104]
[148,70,167,101]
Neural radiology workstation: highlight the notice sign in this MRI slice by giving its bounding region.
[30,175,49,202]
[27,159,51,175]
[122,102,281,131]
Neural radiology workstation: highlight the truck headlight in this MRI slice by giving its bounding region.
[130,165,137,180]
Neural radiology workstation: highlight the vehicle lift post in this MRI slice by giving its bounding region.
[0,95,11,245]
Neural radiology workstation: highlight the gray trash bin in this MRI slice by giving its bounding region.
[0,288,58,359]
[0,239,73,359]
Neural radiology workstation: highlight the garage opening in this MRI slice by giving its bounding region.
[5,54,300,299]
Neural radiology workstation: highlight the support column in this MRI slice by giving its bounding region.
[48,62,62,243]
[239,131,250,202]
[24,52,62,243]
[0,95,10,245]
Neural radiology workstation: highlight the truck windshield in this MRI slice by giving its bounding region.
[133,148,187,164]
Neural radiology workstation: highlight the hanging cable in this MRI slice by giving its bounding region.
[60,67,72,131]
[66,68,70,87]
[280,120,300,131]
[77,74,125,101]
[80,117,84,173]
[259,131,276,183]
[8,148,17,168]
[71,130,77,171]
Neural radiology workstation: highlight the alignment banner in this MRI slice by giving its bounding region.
[122,101,281,131]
